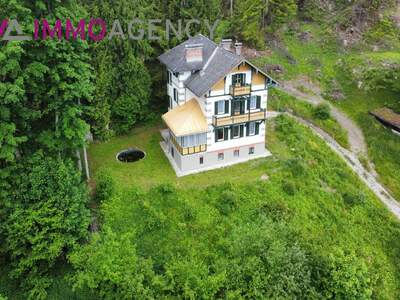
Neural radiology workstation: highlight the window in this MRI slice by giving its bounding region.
[232,125,240,138]
[248,122,256,136]
[233,99,245,115]
[180,133,207,147]
[249,147,255,155]
[167,71,172,84]
[249,96,257,109]
[215,100,228,115]
[234,149,240,157]
[171,147,174,157]
[232,73,246,86]
[248,95,261,110]
[218,153,224,161]
[217,100,224,114]
[216,128,224,141]
[200,157,204,164]
[215,127,229,142]
[174,88,178,102]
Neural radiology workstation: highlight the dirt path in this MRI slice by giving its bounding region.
[282,77,367,155]
[270,111,400,220]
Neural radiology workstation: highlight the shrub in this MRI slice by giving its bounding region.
[323,249,373,299]
[285,158,307,176]
[95,169,116,202]
[342,191,367,206]
[282,179,298,196]
[313,104,331,120]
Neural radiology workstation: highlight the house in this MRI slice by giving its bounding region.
[158,35,277,176]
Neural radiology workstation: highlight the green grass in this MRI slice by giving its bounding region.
[269,89,350,148]
[78,116,400,299]
[88,122,275,191]
[332,76,400,200]
[252,24,340,84]
[252,22,400,201]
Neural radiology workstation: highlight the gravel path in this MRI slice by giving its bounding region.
[270,76,400,218]
[282,78,367,155]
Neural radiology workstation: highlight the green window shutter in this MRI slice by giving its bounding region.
[215,101,218,115]
[240,125,244,137]
[247,97,250,110]
[225,100,229,114]
[224,127,229,140]
[256,96,261,108]
[215,129,219,142]
[255,122,260,135]
[230,126,234,139]
[246,123,249,136]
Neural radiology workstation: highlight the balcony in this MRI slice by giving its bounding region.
[170,133,207,156]
[212,109,267,127]
[229,84,251,96]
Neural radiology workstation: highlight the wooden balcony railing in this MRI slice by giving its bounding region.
[229,84,251,96]
[212,109,266,127]
[171,134,207,156]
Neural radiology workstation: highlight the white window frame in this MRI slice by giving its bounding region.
[168,71,172,84]
[249,121,256,136]
[217,100,225,115]
[249,96,257,110]
[216,128,224,142]
[232,125,240,138]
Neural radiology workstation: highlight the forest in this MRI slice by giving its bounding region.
[1,0,400,299]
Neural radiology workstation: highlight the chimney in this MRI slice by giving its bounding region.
[185,44,203,63]
[221,39,232,51]
[235,42,243,56]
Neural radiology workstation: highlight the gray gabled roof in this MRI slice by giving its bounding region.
[158,34,217,73]
[185,47,243,97]
[159,34,279,97]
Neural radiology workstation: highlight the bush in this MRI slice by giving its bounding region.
[313,104,331,120]
[342,191,367,206]
[282,179,298,196]
[95,169,116,202]
[323,249,373,299]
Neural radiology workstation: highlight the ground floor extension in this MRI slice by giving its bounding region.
[160,129,271,177]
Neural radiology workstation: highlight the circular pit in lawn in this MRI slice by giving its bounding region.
[116,148,145,163]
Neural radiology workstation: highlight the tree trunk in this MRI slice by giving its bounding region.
[83,144,90,180]
[76,149,82,172]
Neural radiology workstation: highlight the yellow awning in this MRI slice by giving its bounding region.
[162,98,208,137]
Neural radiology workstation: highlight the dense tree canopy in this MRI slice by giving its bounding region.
[0,153,90,299]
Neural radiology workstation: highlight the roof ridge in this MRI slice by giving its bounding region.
[201,46,219,75]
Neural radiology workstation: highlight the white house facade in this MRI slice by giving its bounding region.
[159,35,277,176]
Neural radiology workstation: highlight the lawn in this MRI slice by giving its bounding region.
[75,116,400,299]
[88,121,276,191]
